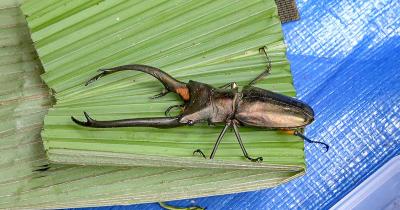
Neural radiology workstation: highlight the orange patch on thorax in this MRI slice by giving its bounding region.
[176,87,190,101]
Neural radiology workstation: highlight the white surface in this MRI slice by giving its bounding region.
[331,155,400,210]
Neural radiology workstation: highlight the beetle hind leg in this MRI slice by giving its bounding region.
[232,122,263,162]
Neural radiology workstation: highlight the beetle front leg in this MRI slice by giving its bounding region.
[164,104,185,117]
[232,122,263,162]
[218,82,238,89]
[150,89,170,99]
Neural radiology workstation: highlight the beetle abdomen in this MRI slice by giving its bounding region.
[235,86,314,129]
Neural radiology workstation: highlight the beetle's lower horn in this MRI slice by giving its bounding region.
[71,112,182,128]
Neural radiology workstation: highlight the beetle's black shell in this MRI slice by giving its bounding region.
[179,81,314,129]
[235,86,314,128]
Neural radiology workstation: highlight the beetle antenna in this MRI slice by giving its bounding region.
[294,130,329,152]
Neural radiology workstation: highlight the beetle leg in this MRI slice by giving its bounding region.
[193,122,230,160]
[248,47,271,86]
[164,104,184,117]
[209,122,231,159]
[232,122,263,162]
[150,89,170,99]
[193,149,206,159]
[294,130,330,152]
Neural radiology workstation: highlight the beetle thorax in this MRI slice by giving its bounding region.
[179,81,236,124]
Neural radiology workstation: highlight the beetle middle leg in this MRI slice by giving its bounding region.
[232,122,263,162]
[193,122,230,160]
[209,122,231,159]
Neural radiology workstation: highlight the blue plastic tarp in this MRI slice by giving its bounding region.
[78,0,400,209]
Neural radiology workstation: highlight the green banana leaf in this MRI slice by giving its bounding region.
[0,0,306,208]
[24,0,304,168]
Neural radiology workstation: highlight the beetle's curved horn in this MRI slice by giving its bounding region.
[85,64,189,101]
[71,112,182,128]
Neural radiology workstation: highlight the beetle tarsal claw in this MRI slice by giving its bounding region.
[248,156,263,162]
[71,112,95,126]
[150,89,170,99]
[193,149,207,159]
[33,164,50,172]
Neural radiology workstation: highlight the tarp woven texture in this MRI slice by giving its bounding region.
[78,0,400,209]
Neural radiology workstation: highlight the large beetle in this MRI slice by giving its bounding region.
[72,48,328,162]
